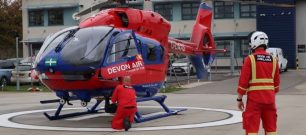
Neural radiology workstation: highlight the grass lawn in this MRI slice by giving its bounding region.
[0,84,49,92]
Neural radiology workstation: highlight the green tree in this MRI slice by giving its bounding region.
[0,0,22,59]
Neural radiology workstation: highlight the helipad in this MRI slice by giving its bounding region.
[0,106,241,132]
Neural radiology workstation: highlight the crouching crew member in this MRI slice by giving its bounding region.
[111,76,137,131]
[237,31,280,135]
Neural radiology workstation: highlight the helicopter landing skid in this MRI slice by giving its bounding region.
[135,95,187,123]
[40,95,186,122]
[41,99,103,120]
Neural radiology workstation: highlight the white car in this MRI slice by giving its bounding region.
[266,48,288,72]
[10,64,39,84]
[168,58,194,75]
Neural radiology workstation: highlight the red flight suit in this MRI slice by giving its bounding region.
[111,84,137,130]
[237,48,280,135]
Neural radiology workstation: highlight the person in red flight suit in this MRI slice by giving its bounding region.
[111,76,137,131]
[237,31,280,135]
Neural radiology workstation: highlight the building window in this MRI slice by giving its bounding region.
[28,10,44,26]
[216,40,231,57]
[240,39,250,57]
[181,2,200,20]
[213,1,234,19]
[240,1,256,18]
[154,3,173,21]
[48,9,64,26]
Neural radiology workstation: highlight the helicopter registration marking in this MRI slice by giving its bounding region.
[169,40,186,52]
[107,61,143,74]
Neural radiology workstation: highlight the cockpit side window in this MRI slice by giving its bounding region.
[107,33,138,64]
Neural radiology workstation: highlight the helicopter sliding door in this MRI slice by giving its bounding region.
[101,30,144,80]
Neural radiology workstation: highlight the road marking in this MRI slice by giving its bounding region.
[181,82,212,88]
[0,106,242,132]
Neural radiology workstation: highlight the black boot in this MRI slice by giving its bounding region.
[123,117,131,131]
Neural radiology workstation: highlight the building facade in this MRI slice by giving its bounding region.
[22,0,303,68]
[296,0,306,68]
[22,0,80,57]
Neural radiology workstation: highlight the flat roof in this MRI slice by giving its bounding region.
[21,38,45,44]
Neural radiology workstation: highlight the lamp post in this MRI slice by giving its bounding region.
[16,36,20,90]
[30,43,33,90]
[12,31,20,91]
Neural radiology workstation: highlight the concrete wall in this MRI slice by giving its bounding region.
[213,19,256,34]
[296,1,306,68]
[78,0,105,21]
[296,1,306,46]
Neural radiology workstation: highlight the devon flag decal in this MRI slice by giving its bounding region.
[45,58,57,67]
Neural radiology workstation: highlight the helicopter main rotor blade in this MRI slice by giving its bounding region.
[76,0,295,17]
[75,0,116,17]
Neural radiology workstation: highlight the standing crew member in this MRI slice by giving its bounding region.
[111,76,137,131]
[237,31,280,135]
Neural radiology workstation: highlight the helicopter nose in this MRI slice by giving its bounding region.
[35,54,59,73]
[44,58,58,67]
[43,57,58,73]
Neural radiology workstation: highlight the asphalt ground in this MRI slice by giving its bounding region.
[0,69,305,135]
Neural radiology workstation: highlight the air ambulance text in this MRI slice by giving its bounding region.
[107,61,143,74]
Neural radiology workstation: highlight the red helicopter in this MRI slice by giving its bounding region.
[34,0,222,123]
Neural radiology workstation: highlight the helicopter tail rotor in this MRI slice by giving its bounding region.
[189,3,215,79]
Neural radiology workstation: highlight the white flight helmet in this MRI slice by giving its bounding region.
[248,31,269,50]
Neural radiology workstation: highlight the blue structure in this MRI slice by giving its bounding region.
[257,0,296,68]
[135,95,187,123]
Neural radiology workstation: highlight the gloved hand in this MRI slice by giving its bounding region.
[238,101,244,111]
